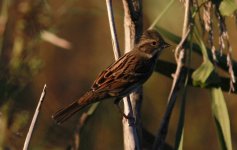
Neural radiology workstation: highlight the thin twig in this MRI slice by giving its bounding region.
[153,0,190,149]
[23,84,46,150]
[166,29,190,104]
[73,102,99,149]
[170,0,191,102]
[174,28,190,62]
[167,0,191,102]
[106,0,121,59]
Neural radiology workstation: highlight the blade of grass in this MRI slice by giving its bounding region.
[191,28,215,87]
[210,88,232,150]
[149,0,175,30]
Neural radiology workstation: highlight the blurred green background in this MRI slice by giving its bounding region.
[0,0,237,149]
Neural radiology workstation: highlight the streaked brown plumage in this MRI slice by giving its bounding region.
[52,29,170,124]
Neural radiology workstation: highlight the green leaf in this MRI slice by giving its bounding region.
[192,60,215,87]
[192,28,216,87]
[219,0,237,16]
[210,88,232,150]
[193,27,208,59]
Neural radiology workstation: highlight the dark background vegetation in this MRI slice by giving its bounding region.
[0,0,236,149]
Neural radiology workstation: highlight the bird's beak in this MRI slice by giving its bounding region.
[162,41,171,49]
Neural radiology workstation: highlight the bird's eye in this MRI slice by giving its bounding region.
[151,41,158,46]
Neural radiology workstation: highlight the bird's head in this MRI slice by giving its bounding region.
[136,29,170,58]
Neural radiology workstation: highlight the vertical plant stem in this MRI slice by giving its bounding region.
[106,0,121,59]
[107,0,142,149]
[23,84,47,150]
[122,0,143,149]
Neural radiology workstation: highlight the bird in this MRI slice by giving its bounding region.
[52,29,170,124]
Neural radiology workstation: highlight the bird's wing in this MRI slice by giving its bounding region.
[91,51,145,95]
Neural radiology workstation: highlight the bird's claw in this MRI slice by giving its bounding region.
[114,98,135,125]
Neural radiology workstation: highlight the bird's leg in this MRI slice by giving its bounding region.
[114,97,134,120]
[114,97,127,118]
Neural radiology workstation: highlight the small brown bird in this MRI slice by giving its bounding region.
[52,29,170,124]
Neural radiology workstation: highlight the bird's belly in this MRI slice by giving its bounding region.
[119,82,141,97]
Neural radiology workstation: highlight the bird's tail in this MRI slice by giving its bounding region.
[52,90,101,124]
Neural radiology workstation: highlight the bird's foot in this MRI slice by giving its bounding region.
[114,98,135,125]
